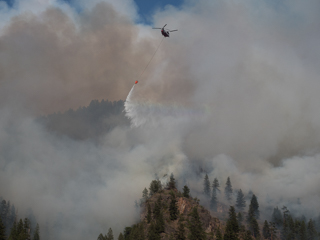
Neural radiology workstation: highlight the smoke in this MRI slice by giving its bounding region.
[0,0,320,239]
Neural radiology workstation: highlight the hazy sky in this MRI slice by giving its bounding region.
[0,0,320,239]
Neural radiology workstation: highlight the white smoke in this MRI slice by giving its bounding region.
[1,0,320,239]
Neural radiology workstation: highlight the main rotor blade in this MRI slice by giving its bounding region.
[163,24,167,28]
[152,28,162,29]
[169,30,178,32]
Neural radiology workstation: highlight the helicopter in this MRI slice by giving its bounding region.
[152,24,178,38]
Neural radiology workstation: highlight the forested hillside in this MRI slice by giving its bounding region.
[38,99,130,140]
[97,175,320,240]
[0,197,40,240]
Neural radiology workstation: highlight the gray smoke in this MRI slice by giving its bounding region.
[1,0,320,239]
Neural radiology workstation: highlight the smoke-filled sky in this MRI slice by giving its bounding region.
[1,0,320,239]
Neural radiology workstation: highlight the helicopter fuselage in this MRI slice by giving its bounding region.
[161,29,170,37]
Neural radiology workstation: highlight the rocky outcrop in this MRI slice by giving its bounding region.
[139,189,221,239]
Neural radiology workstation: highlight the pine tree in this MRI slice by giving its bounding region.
[8,221,17,240]
[149,180,162,196]
[212,178,220,193]
[153,195,162,219]
[262,220,271,239]
[175,220,186,240]
[235,189,246,211]
[237,212,243,227]
[147,222,160,240]
[249,217,260,239]
[23,218,31,240]
[97,233,106,240]
[247,194,259,222]
[268,222,277,240]
[182,185,190,198]
[129,223,144,240]
[307,219,317,240]
[7,205,16,236]
[271,207,283,228]
[146,203,152,223]
[118,233,124,240]
[299,220,307,240]
[215,228,223,240]
[243,230,253,240]
[33,223,40,240]
[224,206,239,240]
[225,177,233,202]
[0,218,6,240]
[0,200,8,224]
[169,192,178,221]
[188,207,206,240]
[203,174,211,199]
[17,219,24,240]
[123,227,132,240]
[168,173,176,190]
[155,211,165,234]
[142,188,149,202]
[280,206,292,240]
[210,187,217,212]
[106,228,114,240]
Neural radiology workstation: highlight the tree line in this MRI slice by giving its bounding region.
[0,197,40,240]
[38,99,129,140]
[203,174,320,240]
[97,174,320,240]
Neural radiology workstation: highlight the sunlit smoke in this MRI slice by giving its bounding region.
[1,0,320,239]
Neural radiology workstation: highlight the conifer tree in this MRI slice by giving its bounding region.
[0,218,6,240]
[175,220,186,240]
[249,217,260,239]
[225,177,233,202]
[149,180,162,196]
[169,192,178,221]
[7,205,16,235]
[215,228,223,240]
[33,223,40,240]
[262,220,271,240]
[106,228,114,240]
[243,230,253,240]
[210,187,217,212]
[271,207,283,228]
[0,200,8,224]
[280,206,293,240]
[224,206,239,240]
[23,218,31,240]
[153,195,162,219]
[235,189,246,211]
[129,223,144,240]
[97,233,106,240]
[146,203,152,223]
[153,195,164,235]
[299,220,307,240]
[237,212,243,227]
[268,222,277,240]
[168,173,176,190]
[17,219,24,240]
[142,188,149,202]
[203,174,211,199]
[188,207,206,240]
[182,185,190,198]
[155,211,165,234]
[247,194,259,222]
[307,219,317,240]
[118,233,124,240]
[147,222,160,240]
[123,227,132,240]
[212,178,220,193]
[8,221,17,240]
